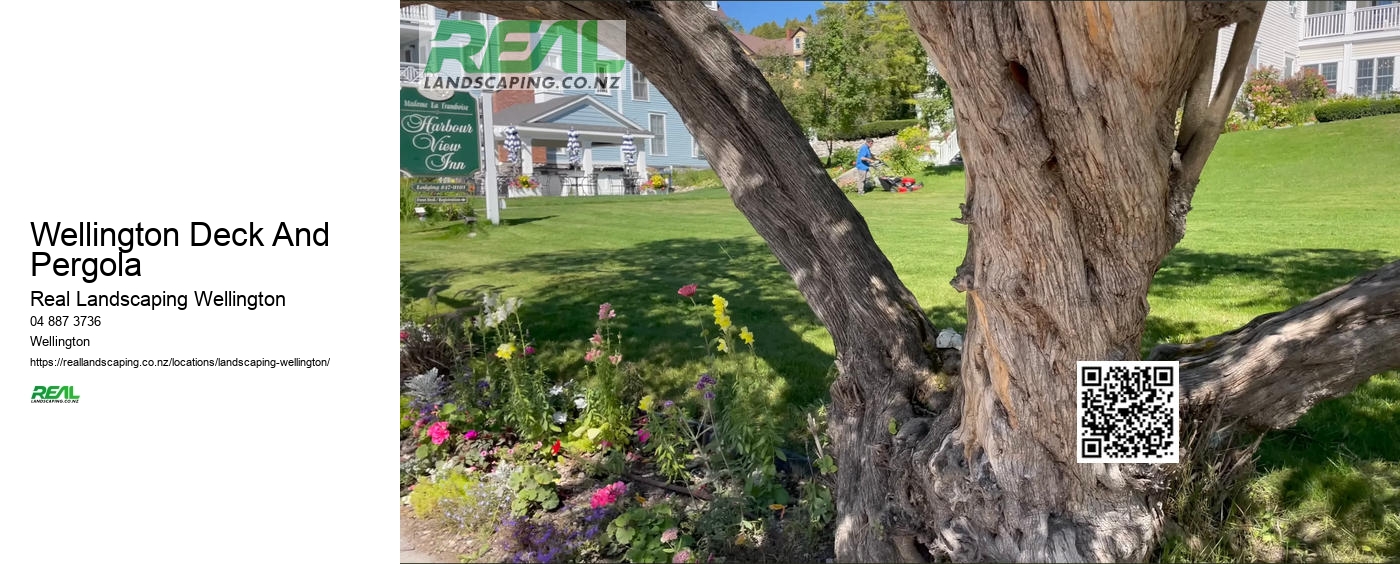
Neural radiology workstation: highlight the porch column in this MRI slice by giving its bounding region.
[582,143,595,196]
[1342,42,1355,95]
[636,144,647,176]
[1344,1,1356,34]
[520,135,534,176]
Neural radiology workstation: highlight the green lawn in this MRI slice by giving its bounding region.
[402,114,1400,561]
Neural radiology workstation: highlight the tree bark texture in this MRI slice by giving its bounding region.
[409,2,1400,561]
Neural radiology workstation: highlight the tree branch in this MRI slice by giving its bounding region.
[1151,260,1400,430]
[1179,13,1262,182]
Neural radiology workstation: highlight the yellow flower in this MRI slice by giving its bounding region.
[635,494,648,504]
[638,395,654,412]
[717,338,728,353]
[740,327,754,345]
[716,315,732,330]
[768,503,785,511]
[711,295,728,309]
[495,343,517,360]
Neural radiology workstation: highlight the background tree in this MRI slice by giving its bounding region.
[804,1,876,137]
[416,1,1400,561]
[748,20,785,39]
[915,68,953,134]
[868,1,928,120]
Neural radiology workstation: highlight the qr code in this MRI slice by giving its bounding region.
[1076,361,1179,463]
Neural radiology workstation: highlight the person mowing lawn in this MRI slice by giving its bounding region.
[855,138,876,195]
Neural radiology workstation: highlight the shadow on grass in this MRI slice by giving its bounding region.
[474,237,836,409]
[1251,373,1400,560]
[922,163,964,177]
[502,215,557,226]
[400,264,508,312]
[1153,247,1396,307]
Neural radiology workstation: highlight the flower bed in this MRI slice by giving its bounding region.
[401,285,845,562]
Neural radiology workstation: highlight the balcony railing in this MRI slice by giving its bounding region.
[1304,11,1345,38]
[1305,5,1400,39]
[401,62,426,85]
[1355,4,1400,33]
[401,5,436,25]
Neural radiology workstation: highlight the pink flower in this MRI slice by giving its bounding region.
[523,345,536,356]
[609,354,622,365]
[590,332,604,345]
[638,429,651,444]
[463,430,479,441]
[590,481,628,509]
[585,349,603,363]
[428,421,450,445]
[599,303,616,320]
[661,527,678,543]
[400,330,409,341]
[677,284,697,298]
[480,450,490,458]
[673,548,692,563]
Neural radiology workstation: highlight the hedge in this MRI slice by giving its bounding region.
[1314,97,1400,123]
[826,119,921,141]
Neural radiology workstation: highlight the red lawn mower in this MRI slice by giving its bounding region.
[866,158,922,193]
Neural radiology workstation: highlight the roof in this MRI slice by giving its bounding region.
[732,32,794,57]
[492,95,651,137]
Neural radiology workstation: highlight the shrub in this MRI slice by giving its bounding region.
[1282,68,1329,102]
[409,466,513,533]
[1244,67,1290,128]
[828,146,857,169]
[825,119,921,141]
[670,168,721,190]
[1283,101,1319,126]
[1314,97,1400,122]
[895,125,928,149]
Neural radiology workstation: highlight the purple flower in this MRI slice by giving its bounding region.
[695,373,716,391]
[663,400,675,409]
[638,429,651,444]
[704,390,715,400]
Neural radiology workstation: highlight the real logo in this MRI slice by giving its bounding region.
[424,19,626,75]
[31,385,80,403]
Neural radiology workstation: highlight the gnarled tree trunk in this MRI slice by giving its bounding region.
[411,2,1400,561]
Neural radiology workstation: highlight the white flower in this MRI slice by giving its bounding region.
[549,384,565,396]
[574,396,588,409]
[553,411,568,424]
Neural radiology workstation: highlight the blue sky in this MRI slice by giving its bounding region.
[718,1,826,31]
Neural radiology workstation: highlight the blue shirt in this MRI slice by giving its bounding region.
[856,145,873,171]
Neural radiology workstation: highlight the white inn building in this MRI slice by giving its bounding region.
[1213,1,1398,95]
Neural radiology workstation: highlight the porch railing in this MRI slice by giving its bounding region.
[400,5,436,25]
[401,62,426,86]
[1304,11,1345,38]
[1355,4,1400,33]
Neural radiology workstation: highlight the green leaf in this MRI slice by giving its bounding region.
[888,418,898,435]
[585,427,602,440]
[776,449,788,461]
[615,526,634,544]
[441,403,457,415]
[541,495,560,510]
[414,445,429,459]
